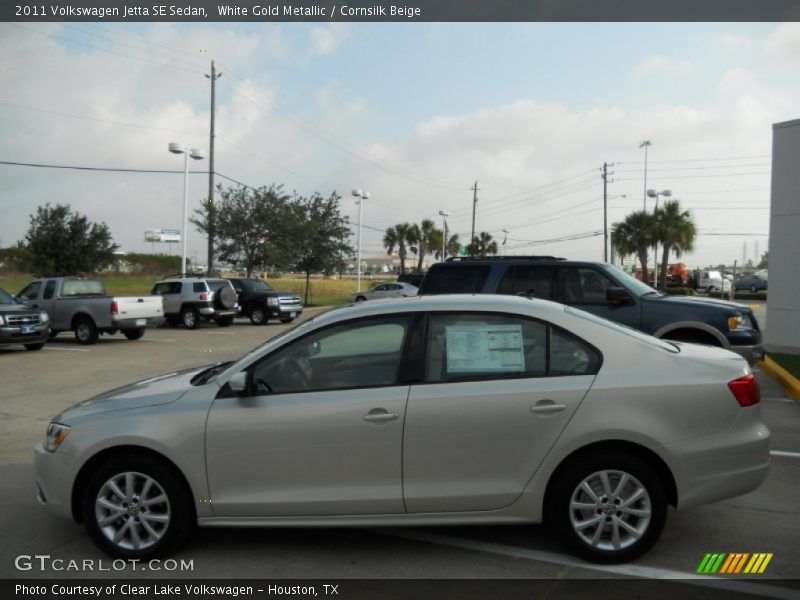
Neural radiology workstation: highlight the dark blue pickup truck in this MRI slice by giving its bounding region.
[418,256,764,364]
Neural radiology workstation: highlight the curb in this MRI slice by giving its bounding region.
[758,356,800,401]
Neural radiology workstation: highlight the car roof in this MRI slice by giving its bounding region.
[313,294,566,328]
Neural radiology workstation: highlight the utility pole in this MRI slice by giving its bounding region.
[603,162,609,263]
[470,180,479,257]
[640,140,652,211]
[205,61,222,275]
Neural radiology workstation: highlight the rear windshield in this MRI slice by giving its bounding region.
[207,279,232,291]
[419,265,490,295]
[61,279,105,296]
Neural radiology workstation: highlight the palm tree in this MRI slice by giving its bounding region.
[446,233,461,258]
[383,222,415,275]
[611,211,657,285]
[468,231,499,257]
[410,219,438,270]
[655,200,696,291]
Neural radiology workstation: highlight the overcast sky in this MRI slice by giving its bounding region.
[1,21,797,268]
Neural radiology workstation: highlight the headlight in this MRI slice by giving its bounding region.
[267,297,279,307]
[44,423,71,452]
[0,315,4,326]
[40,311,49,324]
[728,314,753,331]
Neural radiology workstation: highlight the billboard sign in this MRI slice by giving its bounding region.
[144,229,181,243]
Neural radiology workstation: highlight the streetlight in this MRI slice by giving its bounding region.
[438,210,450,261]
[169,142,205,274]
[647,188,672,288]
[351,189,369,292]
[639,140,652,211]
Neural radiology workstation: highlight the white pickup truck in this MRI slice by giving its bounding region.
[16,277,165,345]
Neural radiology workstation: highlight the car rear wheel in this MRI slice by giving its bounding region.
[355,296,366,302]
[181,307,199,330]
[549,452,667,563]
[82,454,193,559]
[280,317,294,324]
[123,328,145,340]
[24,343,45,351]
[74,317,99,345]
[249,307,267,326]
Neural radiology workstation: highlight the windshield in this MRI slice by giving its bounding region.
[603,264,658,297]
[241,280,274,293]
[0,288,16,304]
[564,305,679,353]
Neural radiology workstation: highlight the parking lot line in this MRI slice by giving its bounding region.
[140,338,176,343]
[42,346,91,352]
[376,529,797,599]
[204,331,236,335]
[770,450,800,458]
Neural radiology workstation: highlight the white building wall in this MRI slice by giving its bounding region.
[767,119,800,353]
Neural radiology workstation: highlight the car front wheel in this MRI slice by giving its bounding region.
[249,308,267,326]
[83,454,193,559]
[549,452,667,563]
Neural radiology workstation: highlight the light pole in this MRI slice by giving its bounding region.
[639,140,652,211]
[438,210,449,261]
[169,143,205,274]
[647,188,671,289]
[502,229,509,256]
[351,189,369,292]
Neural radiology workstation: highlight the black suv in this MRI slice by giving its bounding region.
[418,256,764,364]
[228,278,303,325]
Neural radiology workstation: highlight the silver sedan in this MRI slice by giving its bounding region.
[34,295,769,563]
[347,281,418,303]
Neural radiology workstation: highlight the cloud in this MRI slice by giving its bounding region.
[632,55,695,77]
[765,22,800,60]
[714,33,752,49]
[307,24,350,58]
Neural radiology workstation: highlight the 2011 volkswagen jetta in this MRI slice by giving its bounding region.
[35,295,770,563]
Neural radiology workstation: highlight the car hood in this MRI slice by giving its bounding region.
[647,294,751,312]
[0,304,40,314]
[54,364,216,422]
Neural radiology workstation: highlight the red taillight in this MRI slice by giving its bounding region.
[111,300,118,316]
[199,293,208,301]
[728,374,760,407]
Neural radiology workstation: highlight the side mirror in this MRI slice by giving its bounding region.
[606,287,631,305]
[229,371,249,397]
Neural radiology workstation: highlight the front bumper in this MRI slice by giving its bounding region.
[0,323,49,347]
[34,441,77,521]
[728,343,766,365]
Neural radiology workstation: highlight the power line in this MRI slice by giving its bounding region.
[616,154,770,165]
[0,159,205,174]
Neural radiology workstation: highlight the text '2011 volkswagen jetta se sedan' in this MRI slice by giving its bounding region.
[35,295,770,563]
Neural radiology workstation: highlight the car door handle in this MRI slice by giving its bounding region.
[362,410,398,424]
[531,402,567,414]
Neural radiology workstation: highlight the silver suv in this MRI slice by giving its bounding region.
[151,275,239,329]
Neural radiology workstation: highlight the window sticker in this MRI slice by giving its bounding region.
[445,323,525,373]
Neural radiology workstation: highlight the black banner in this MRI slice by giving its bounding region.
[3,0,800,23]
[6,579,800,600]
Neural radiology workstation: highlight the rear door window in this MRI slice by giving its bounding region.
[420,265,490,294]
[497,265,556,299]
[43,280,57,300]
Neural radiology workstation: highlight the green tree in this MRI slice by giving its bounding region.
[467,231,498,257]
[24,203,118,276]
[654,200,696,291]
[383,222,415,275]
[611,211,657,286]
[411,219,439,271]
[290,192,353,305]
[192,184,292,278]
[757,251,769,269]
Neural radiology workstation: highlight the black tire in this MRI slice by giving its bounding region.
[123,328,145,340]
[74,317,99,345]
[214,286,237,310]
[214,316,234,327]
[548,451,667,563]
[82,453,194,559]
[181,307,199,330]
[25,343,45,351]
[280,318,294,324]
[663,330,722,347]
[249,307,267,326]
[48,330,59,339]
[707,286,715,294]
[355,296,367,302]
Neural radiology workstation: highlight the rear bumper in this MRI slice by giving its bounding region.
[112,317,165,329]
[668,410,770,510]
